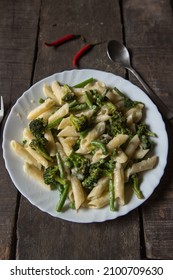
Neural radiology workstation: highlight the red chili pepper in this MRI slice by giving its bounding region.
[72,43,96,67]
[45,34,82,47]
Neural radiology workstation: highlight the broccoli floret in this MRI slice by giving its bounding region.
[104,101,116,115]
[62,85,76,102]
[130,174,144,199]
[65,152,89,180]
[137,122,157,138]
[29,118,47,138]
[91,140,108,155]
[136,122,157,149]
[29,137,53,162]
[70,114,88,132]
[91,89,107,107]
[108,111,130,137]
[43,157,70,212]
[43,165,66,189]
[82,160,105,189]
[82,167,102,189]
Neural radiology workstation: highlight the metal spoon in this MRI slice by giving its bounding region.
[107,40,172,120]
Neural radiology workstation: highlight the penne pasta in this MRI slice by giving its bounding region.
[71,175,86,210]
[114,162,125,206]
[88,192,109,208]
[107,134,129,152]
[10,140,39,167]
[125,156,158,180]
[48,103,69,124]
[24,163,51,190]
[87,177,109,200]
[27,98,55,120]
[51,81,65,105]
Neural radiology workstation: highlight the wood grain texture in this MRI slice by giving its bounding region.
[123,0,173,259]
[123,0,173,112]
[16,0,140,260]
[0,0,41,259]
[17,198,140,260]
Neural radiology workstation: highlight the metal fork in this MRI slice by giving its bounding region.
[0,96,4,123]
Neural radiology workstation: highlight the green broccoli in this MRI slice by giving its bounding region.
[130,174,144,199]
[137,122,157,138]
[82,160,105,189]
[62,84,76,102]
[70,114,88,132]
[91,89,107,107]
[65,152,89,180]
[43,165,64,189]
[136,122,157,149]
[29,118,47,138]
[108,111,130,137]
[43,165,69,212]
[91,140,108,155]
[29,137,53,162]
[104,101,116,115]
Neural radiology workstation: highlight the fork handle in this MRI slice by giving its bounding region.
[127,66,173,121]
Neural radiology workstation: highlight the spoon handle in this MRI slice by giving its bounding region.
[127,66,173,121]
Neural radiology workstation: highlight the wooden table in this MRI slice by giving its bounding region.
[0,0,173,260]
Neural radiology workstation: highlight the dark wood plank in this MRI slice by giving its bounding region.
[123,0,173,259]
[0,0,41,259]
[16,0,141,260]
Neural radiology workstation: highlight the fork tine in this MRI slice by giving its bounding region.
[0,96,4,113]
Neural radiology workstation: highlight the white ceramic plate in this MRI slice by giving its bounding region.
[2,69,168,223]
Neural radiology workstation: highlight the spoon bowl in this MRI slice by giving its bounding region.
[107,40,131,69]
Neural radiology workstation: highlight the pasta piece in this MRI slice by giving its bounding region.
[125,156,158,180]
[27,98,55,121]
[106,89,124,104]
[125,103,144,125]
[51,81,65,105]
[58,136,78,156]
[114,162,125,206]
[57,126,79,137]
[107,134,129,152]
[88,192,109,208]
[85,81,106,93]
[71,175,86,210]
[87,177,109,200]
[115,149,128,163]
[133,148,149,159]
[95,114,110,123]
[76,108,96,119]
[25,146,49,168]
[10,140,39,167]
[44,130,57,156]
[24,163,51,190]
[23,128,34,144]
[58,117,71,129]
[80,122,105,148]
[91,149,108,163]
[37,107,56,121]
[124,134,140,158]
[43,84,58,104]
[48,103,69,124]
